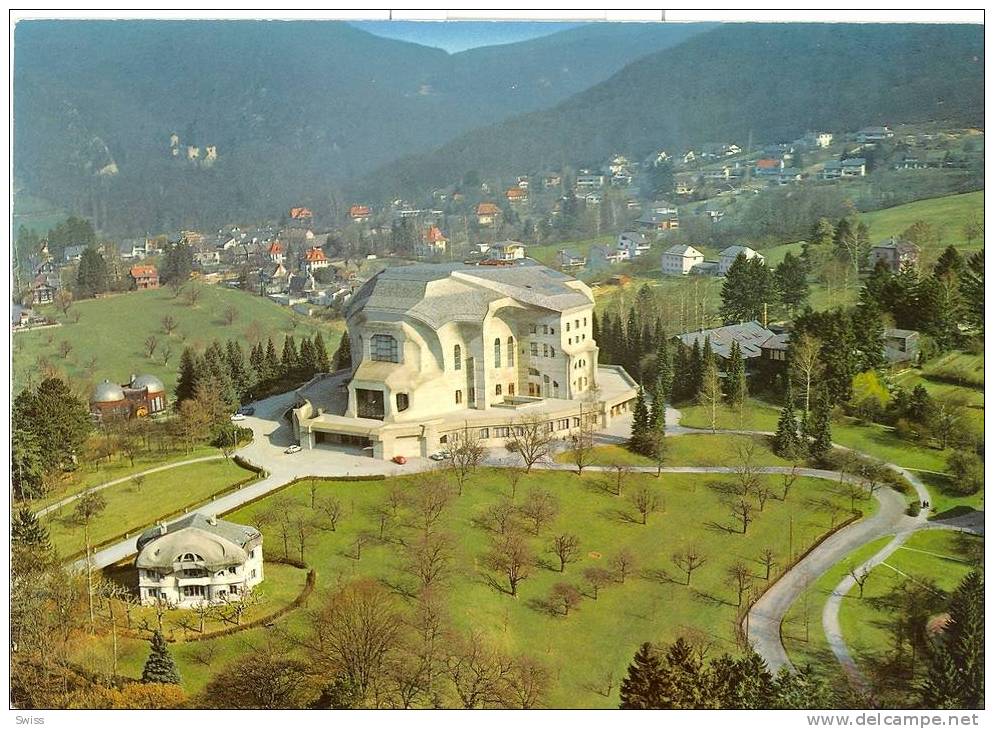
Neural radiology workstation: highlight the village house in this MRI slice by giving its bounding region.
[475,202,501,227]
[486,241,527,261]
[136,513,264,607]
[867,238,921,272]
[268,241,286,264]
[636,211,679,231]
[63,244,88,264]
[754,158,785,176]
[575,173,606,189]
[617,231,650,259]
[661,244,705,276]
[303,246,330,273]
[416,225,448,258]
[89,374,168,421]
[349,205,371,223]
[505,186,528,204]
[291,260,637,460]
[674,321,776,363]
[674,177,696,195]
[883,328,920,364]
[557,248,587,268]
[588,244,626,267]
[129,264,160,290]
[718,245,765,276]
[820,157,866,179]
[855,126,894,144]
[30,273,61,305]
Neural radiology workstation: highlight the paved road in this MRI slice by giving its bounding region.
[79,390,420,571]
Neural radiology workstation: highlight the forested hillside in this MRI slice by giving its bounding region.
[360,23,984,200]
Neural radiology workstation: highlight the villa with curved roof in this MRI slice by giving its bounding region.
[135,512,264,606]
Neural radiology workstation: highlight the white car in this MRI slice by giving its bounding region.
[230,413,246,421]
[284,444,302,454]
[429,450,450,461]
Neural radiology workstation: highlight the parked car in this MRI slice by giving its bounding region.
[238,406,255,416]
[230,413,246,422]
[392,455,407,465]
[429,450,450,461]
[284,444,302,454]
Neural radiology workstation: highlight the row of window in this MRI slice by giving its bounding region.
[567,333,587,345]
[529,342,556,358]
[453,338,517,370]
[448,415,590,442]
[529,324,556,335]
[564,316,588,332]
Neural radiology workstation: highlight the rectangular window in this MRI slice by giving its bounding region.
[508,383,515,396]
[530,342,539,356]
[455,390,463,404]
[583,317,587,326]
[529,324,537,334]
[230,584,239,594]
[495,426,510,438]
[575,319,580,329]
[371,334,399,363]
[543,344,549,357]
[566,322,570,332]
[251,569,257,579]
[479,428,489,439]
[542,325,548,334]
[550,347,556,358]
[573,417,581,427]
[469,388,475,403]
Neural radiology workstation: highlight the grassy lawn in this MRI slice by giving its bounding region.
[527,234,618,267]
[677,398,952,473]
[553,434,792,468]
[42,458,255,557]
[75,467,869,705]
[858,191,984,255]
[837,530,982,705]
[893,351,984,436]
[71,562,309,688]
[13,285,344,395]
[29,443,223,512]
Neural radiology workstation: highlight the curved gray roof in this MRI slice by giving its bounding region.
[136,512,262,570]
[92,379,126,403]
[347,261,591,329]
[132,374,165,393]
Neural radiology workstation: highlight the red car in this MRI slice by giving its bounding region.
[391,455,407,465]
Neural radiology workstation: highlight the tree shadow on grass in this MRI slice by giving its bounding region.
[704,520,740,534]
[525,596,562,617]
[642,567,683,585]
[693,589,735,608]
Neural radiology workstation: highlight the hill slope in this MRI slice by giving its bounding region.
[360,23,984,199]
[13,20,708,233]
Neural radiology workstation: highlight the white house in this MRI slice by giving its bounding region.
[136,513,264,607]
[575,173,606,189]
[487,241,527,261]
[661,244,705,276]
[617,231,650,259]
[718,245,765,275]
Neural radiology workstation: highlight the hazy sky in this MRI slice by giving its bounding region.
[352,21,583,53]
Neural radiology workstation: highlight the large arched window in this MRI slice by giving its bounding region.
[371,334,399,363]
[494,338,501,366]
[454,344,462,370]
[507,337,515,367]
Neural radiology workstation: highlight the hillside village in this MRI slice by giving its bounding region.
[8,18,986,716]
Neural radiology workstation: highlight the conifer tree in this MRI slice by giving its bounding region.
[333,334,352,371]
[141,630,181,685]
[12,506,51,551]
[653,336,672,397]
[960,249,984,335]
[689,339,703,397]
[264,337,280,381]
[280,336,299,379]
[619,642,664,709]
[629,387,651,455]
[725,341,747,409]
[773,382,801,458]
[313,332,330,372]
[174,347,199,404]
[808,392,833,463]
[649,379,666,434]
[298,337,317,379]
[225,340,251,399]
[922,571,984,709]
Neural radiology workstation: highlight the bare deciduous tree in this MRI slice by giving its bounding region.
[486,531,535,597]
[503,655,551,709]
[582,566,613,599]
[409,473,453,534]
[482,498,518,535]
[610,548,636,584]
[445,630,516,708]
[518,488,559,535]
[781,465,800,501]
[566,415,595,476]
[731,498,754,534]
[548,582,582,616]
[790,333,822,414]
[759,548,776,580]
[726,561,753,607]
[144,336,159,359]
[447,427,486,496]
[630,486,661,525]
[161,315,178,335]
[610,462,632,497]
[315,496,343,531]
[672,546,707,586]
[549,533,580,572]
[58,340,73,359]
[505,415,555,473]
[404,530,453,590]
[222,306,239,326]
[849,565,871,598]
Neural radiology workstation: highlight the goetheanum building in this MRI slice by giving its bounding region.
[135,513,264,607]
[292,260,638,460]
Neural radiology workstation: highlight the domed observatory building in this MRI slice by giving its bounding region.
[135,512,264,607]
[89,373,168,420]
